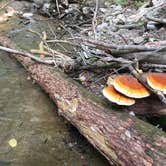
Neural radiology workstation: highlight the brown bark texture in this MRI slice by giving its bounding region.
[0,36,166,166]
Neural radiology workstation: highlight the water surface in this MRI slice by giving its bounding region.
[0,51,109,166]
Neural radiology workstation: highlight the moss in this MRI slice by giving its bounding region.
[50,68,130,117]
[134,118,166,154]
[113,0,129,6]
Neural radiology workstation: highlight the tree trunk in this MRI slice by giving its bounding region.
[0,36,166,166]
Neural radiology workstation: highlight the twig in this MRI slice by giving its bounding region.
[46,39,80,47]
[43,45,72,60]
[0,0,14,10]
[43,45,76,70]
[92,0,99,39]
[30,49,52,56]
[27,29,76,69]
[115,23,144,30]
[55,0,60,16]
[115,50,166,63]
[47,23,67,52]
[0,46,55,65]
[78,63,117,70]
[83,38,166,52]
[142,63,166,70]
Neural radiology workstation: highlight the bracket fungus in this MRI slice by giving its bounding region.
[112,75,150,98]
[147,73,166,94]
[102,86,135,106]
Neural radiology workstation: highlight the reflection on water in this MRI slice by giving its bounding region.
[0,51,109,166]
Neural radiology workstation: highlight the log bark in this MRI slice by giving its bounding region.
[0,36,166,166]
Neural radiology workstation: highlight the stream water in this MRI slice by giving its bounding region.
[0,8,110,165]
[0,51,109,166]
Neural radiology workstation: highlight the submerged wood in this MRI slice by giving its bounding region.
[0,36,166,165]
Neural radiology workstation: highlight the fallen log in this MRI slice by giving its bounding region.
[0,36,166,165]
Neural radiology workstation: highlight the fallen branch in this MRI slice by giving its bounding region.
[146,15,166,24]
[0,45,55,65]
[115,23,144,30]
[142,63,166,70]
[83,38,166,52]
[118,48,166,64]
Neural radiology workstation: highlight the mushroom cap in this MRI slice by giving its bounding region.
[147,73,166,94]
[113,75,150,98]
[102,86,135,106]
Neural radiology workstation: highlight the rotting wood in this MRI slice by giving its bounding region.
[0,36,166,166]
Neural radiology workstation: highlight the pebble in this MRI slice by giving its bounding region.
[146,21,159,30]
[133,36,144,44]
[146,24,157,30]
[22,13,33,19]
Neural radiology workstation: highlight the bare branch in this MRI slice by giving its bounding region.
[0,45,55,65]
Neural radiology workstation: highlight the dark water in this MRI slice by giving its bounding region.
[0,51,109,166]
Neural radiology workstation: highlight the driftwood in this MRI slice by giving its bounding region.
[0,36,166,165]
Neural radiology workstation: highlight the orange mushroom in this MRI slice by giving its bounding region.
[113,75,150,98]
[147,73,166,94]
[102,86,135,106]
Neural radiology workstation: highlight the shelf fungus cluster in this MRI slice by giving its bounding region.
[102,73,166,106]
[147,73,166,94]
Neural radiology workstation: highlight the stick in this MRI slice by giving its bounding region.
[142,63,166,70]
[146,15,166,24]
[83,38,166,52]
[0,0,14,10]
[0,46,55,65]
[92,0,99,39]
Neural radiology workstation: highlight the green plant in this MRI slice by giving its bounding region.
[134,1,144,8]
[113,0,129,6]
